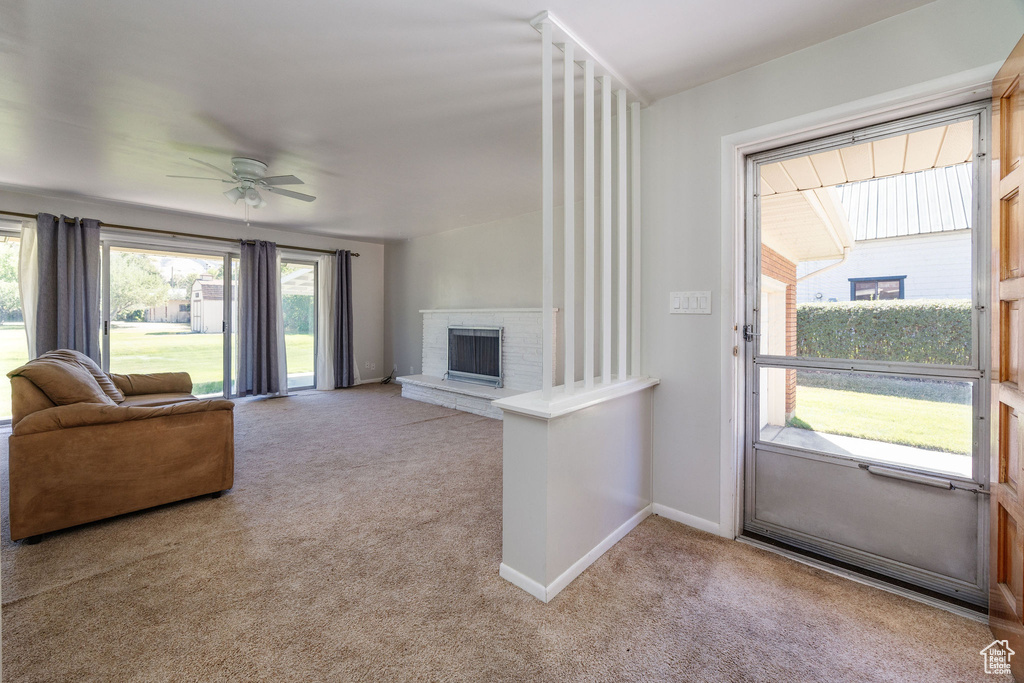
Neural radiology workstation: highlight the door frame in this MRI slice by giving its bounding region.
[720,69,1000,542]
[740,102,991,604]
[100,235,237,398]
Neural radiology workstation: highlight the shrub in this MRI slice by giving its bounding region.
[796,299,971,366]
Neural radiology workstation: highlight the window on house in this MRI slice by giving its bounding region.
[850,277,905,301]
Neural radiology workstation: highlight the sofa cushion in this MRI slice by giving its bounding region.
[118,393,197,408]
[12,399,235,435]
[8,356,117,407]
[110,372,193,396]
[40,349,125,403]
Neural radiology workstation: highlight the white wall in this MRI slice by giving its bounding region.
[385,200,619,386]
[0,187,385,376]
[641,0,1024,528]
[797,231,972,302]
[386,210,545,377]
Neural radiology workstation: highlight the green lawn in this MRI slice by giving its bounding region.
[0,324,29,420]
[790,385,971,454]
[0,323,314,419]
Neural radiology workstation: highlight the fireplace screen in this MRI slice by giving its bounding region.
[447,326,503,388]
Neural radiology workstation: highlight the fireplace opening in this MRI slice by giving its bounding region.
[447,326,503,388]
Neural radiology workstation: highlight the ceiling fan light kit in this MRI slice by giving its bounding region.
[169,156,317,210]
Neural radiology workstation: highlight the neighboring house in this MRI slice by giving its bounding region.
[797,163,973,302]
[758,152,973,427]
[191,277,224,334]
[145,288,190,323]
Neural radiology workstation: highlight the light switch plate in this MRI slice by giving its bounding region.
[670,291,711,315]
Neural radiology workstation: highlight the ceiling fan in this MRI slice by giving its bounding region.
[168,157,316,209]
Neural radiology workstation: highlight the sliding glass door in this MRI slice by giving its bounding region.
[281,259,316,390]
[0,228,27,419]
[103,245,230,397]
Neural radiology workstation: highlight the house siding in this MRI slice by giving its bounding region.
[797,230,972,303]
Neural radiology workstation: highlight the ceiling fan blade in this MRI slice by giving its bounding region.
[265,186,317,202]
[188,157,236,180]
[167,175,233,182]
[260,175,304,186]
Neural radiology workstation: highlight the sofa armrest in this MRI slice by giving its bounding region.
[109,372,193,396]
[12,399,234,436]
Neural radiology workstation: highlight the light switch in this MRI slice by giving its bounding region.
[669,291,712,315]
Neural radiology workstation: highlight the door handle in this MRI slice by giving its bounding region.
[743,324,761,342]
[859,464,988,494]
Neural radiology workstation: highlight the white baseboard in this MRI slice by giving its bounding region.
[652,503,722,536]
[546,504,652,601]
[499,563,547,602]
[356,377,385,385]
[501,505,652,603]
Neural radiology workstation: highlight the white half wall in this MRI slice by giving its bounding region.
[641,0,1024,532]
[0,187,385,374]
[498,382,655,601]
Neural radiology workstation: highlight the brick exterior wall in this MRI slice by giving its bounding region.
[761,245,797,418]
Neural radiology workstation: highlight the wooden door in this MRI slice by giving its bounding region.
[992,33,1024,681]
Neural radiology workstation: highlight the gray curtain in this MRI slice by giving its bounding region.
[334,250,355,388]
[34,213,101,361]
[238,240,281,396]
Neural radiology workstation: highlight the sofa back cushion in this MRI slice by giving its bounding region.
[44,349,125,403]
[110,372,193,396]
[8,354,117,407]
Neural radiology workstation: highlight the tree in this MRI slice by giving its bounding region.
[0,281,19,323]
[0,244,21,323]
[109,252,169,320]
[173,272,200,300]
[0,244,17,283]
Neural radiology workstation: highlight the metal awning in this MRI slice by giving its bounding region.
[758,120,973,263]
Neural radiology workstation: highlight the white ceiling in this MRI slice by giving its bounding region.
[0,0,935,241]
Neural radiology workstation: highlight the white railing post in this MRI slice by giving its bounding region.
[541,21,554,400]
[601,75,612,385]
[583,60,595,390]
[563,43,575,395]
[617,89,628,381]
[630,102,642,377]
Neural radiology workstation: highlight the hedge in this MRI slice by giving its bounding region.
[283,294,313,335]
[796,299,971,366]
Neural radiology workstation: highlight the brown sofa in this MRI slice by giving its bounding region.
[7,349,234,542]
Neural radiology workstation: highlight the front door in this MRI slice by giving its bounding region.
[744,103,990,607]
[990,32,1024,679]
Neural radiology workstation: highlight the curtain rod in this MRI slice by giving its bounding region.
[0,210,360,257]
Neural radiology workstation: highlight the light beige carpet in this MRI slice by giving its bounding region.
[0,384,997,681]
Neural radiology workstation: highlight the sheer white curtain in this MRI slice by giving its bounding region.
[315,253,335,390]
[18,219,38,358]
[275,251,288,395]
